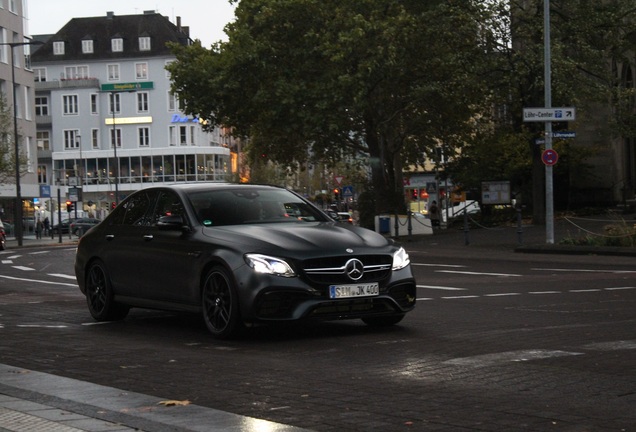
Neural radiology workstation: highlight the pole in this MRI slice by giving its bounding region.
[544,0,555,244]
[75,133,82,218]
[10,44,23,246]
[57,187,62,243]
[1,40,44,246]
[111,92,119,205]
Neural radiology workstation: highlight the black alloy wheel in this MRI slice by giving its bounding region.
[85,260,129,321]
[202,266,241,339]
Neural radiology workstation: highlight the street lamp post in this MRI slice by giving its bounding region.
[110,91,120,205]
[1,40,44,246]
[75,133,82,218]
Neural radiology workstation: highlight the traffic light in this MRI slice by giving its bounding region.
[66,201,74,212]
[333,188,340,200]
[111,202,116,209]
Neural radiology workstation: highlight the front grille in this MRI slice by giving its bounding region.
[302,255,392,285]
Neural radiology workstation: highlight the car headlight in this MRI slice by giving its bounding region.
[392,247,410,270]
[245,254,296,277]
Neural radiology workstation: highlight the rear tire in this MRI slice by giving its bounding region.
[201,266,241,339]
[85,260,129,321]
[362,314,405,327]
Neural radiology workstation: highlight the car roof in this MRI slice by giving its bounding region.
[133,183,287,193]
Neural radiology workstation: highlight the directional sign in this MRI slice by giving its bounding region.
[552,131,576,139]
[542,149,559,166]
[523,107,576,122]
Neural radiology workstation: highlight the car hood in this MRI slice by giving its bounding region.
[202,222,392,256]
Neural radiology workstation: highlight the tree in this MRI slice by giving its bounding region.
[0,94,23,184]
[167,0,490,214]
[453,0,636,221]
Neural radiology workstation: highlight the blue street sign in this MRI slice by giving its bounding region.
[39,185,51,198]
[552,131,576,139]
[342,185,354,197]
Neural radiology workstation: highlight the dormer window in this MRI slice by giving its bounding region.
[139,36,151,51]
[53,41,65,55]
[111,38,123,52]
[82,40,94,54]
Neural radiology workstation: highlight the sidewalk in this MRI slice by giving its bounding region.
[0,364,309,432]
[4,233,79,249]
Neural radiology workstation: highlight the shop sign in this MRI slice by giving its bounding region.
[170,114,208,125]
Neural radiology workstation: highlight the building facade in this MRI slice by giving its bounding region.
[31,11,232,220]
[0,0,39,227]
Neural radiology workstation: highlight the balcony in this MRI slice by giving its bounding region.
[35,78,100,90]
[36,115,52,127]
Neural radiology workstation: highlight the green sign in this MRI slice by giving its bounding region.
[100,82,154,92]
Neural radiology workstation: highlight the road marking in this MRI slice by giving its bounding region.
[28,251,50,255]
[48,273,76,280]
[417,285,467,291]
[1,260,12,264]
[415,286,633,301]
[580,340,636,351]
[0,274,78,287]
[532,267,636,274]
[17,324,69,328]
[570,289,601,292]
[435,270,522,277]
[12,266,34,271]
[444,349,583,367]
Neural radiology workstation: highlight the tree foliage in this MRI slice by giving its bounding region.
[0,94,19,184]
[448,0,636,219]
[168,0,636,217]
[168,0,491,213]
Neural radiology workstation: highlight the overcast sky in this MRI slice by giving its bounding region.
[25,0,237,47]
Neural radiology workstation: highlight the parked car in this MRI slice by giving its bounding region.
[442,200,481,221]
[51,218,77,235]
[74,184,416,338]
[0,219,6,250]
[337,212,354,224]
[70,218,101,236]
[0,219,12,235]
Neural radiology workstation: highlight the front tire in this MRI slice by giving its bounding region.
[85,260,129,321]
[202,266,241,339]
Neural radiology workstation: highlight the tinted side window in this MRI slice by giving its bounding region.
[120,191,153,226]
[151,191,185,226]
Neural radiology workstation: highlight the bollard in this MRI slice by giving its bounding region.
[463,210,470,245]
[516,206,523,245]
[393,212,399,238]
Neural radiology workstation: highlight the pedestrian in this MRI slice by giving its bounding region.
[43,217,50,236]
[429,200,440,228]
[35,218,44,239]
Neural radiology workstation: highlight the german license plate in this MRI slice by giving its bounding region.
[329,283,379,299]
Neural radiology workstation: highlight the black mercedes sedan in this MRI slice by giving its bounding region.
[74,183,416,338]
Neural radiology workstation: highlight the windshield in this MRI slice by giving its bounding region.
[188,188,329,227]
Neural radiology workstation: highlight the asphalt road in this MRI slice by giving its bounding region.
[0,236,634,431]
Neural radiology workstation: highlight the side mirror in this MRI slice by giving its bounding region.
[157,214,188,231]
